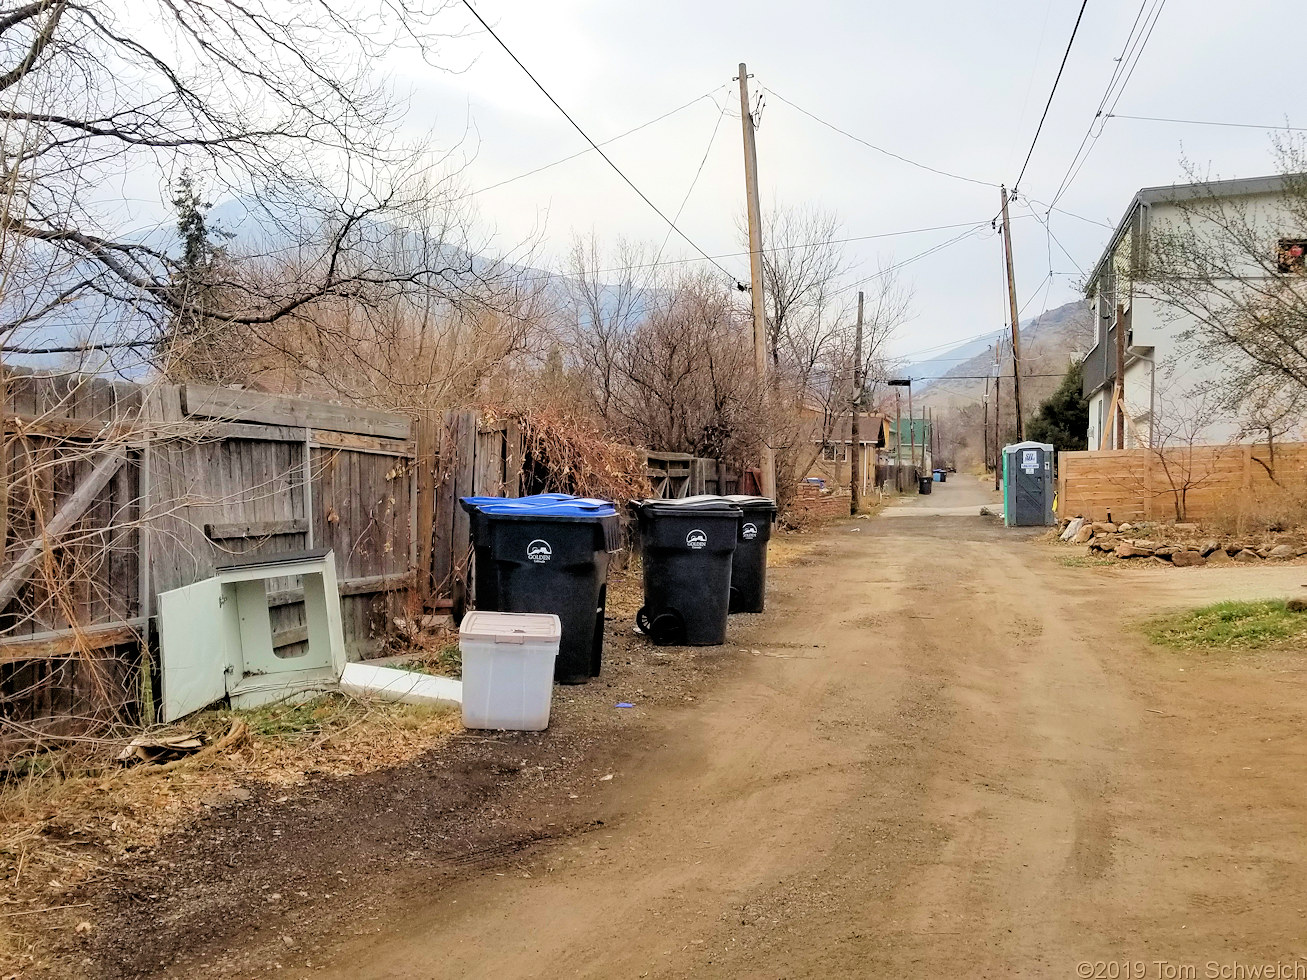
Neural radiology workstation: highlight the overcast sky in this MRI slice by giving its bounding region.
[384,1,1296,368]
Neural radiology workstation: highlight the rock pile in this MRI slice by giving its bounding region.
[1056,516,1307,566]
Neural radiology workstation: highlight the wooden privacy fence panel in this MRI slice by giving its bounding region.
[425,411,525,605]
[647,452,740,498]
[1058,443,1307,523]
[0,371,415,742]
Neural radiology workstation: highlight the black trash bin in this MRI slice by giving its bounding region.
[630,497,741,646]
[918,475,933,495]
[461,495,620,684]
[722,494,777,613]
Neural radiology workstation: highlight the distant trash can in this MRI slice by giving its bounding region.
[932,470,943,482]
[1002,441,1056,526]
[722,494,777,613]
[459,611,560,730]
[918,475,933,495]
[460,495,620,684]
[630,497,742,646]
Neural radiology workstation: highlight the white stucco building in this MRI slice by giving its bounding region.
[1082,174,1307,449]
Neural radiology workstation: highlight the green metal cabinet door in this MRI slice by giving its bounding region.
[158,577,228,721]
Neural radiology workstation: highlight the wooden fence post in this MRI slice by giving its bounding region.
[415,413,438,603]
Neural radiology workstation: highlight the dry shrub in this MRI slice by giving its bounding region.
[508,406,650,505]
[1201,487,1307,536]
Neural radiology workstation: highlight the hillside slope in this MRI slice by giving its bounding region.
[916,300,1094,414]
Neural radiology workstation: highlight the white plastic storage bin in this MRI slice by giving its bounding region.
[459,611,561,731]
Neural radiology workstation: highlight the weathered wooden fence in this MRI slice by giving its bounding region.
[1,381,754,742]
[0,371,415,744]
[646,451,743,498]
[418,410,524,608]
[1058,443,1307,523]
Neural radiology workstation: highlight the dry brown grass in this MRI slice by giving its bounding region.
[769,530,825,569]
[0,695,459,976]
[604,561,644,623]
[1201,490,1307,537]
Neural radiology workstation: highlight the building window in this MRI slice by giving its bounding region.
[1277,238,1307,273]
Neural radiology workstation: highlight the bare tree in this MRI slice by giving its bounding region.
[562,235,650,421]
[0,0,514,367]
[609,269,760,463]
[1142,141,1307,439]
[1111,370,1231,521]
[755,203,852,370]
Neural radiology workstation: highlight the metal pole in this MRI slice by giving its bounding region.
[850,290,863,515]
[907,382,916,490]
[1115,302,1127,449]
[895,389,903,493]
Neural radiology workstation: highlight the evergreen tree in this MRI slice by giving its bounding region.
[165,171,235,380]
[1026,360,1089,452]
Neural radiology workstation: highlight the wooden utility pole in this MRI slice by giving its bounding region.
[738,63,775,500]
[850,290,864,515]
[1114,302,1127,450]
[1000,186,1026,441]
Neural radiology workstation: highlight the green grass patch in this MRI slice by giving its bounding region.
[399,641,461,679]
[1144,599,1307,651]
[1057,553,1116,568]
[232,695,354,738]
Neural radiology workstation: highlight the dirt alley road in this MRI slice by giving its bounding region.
[306,478,1307,979]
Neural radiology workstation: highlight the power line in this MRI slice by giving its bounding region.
[844,222,996,297]
[451,88,726,202]
[1022,199,1087,277]
[1012,0,1090,192]
[1107,112,1307,132]
[1044,0,1169,210]
[765,89,999,189]
[518,217,1007,286]
[460,0,741,284]
[914,373,1068,381]
[1022,196,1113,229]
[653,96,730,266]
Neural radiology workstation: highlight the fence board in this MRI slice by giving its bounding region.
[182,384,411,439]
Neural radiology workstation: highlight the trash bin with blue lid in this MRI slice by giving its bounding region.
[629,497,742,646]
[459,494,610,611]
[460,494,621,684]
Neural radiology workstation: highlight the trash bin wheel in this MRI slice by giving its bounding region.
[636,605,686,646]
